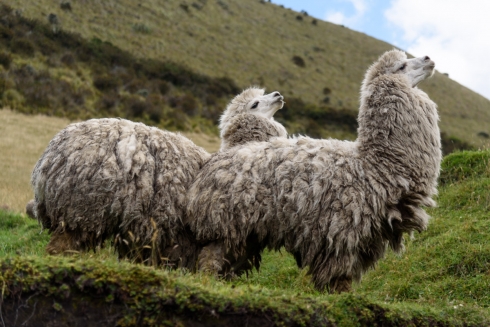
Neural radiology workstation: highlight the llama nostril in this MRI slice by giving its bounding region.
[424,56,430,61]
[273,92,281,97]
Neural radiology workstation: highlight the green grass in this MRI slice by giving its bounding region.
[5,0,490,149]
[0,210,48,256]
[1,150,490,325]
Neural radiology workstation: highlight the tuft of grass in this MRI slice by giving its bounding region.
[0,210,48,256]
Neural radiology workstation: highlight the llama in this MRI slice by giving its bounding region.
[184,50,441,292]
[219,86,286,150]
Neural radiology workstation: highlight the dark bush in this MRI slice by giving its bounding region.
[205,93,218,106]
[37,38,61,56]
[45,29,82,50]
[124,78,147,93]
[296,15,303,21]
[179,3,190,12]
[96,92,119,113]
[60,2,72,11]
[0,52,12,69]
[60,52,76,66]
[206,76,240,97]
[477,131,489,139]
[192,2,203,10]
[93,75,121,92]
[71,90,86,106]
[79,38,133,67]
[441,132,474,155]
[125,96,149,118]
[0,25,14,41]
[168,94,198,116]
[10,37,36,56]
[146,95,164,122]
[13,67,83,114]
[292,55,305,68]
[201,104,221,122]
[47,14,59,26]
[158,80,170,95]
[276,97,304,121]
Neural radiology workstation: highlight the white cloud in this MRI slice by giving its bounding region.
[325,0,367,28]
[325,11,347,25]
[385,0,490,99]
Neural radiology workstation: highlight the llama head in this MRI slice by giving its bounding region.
[219,87,284,129]
[362,49,435,92]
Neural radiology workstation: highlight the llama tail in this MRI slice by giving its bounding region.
[25,199,37,219]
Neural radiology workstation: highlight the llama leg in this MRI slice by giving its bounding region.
[46,230,81,255]
[198,241,225,275]
[328,275,353,294]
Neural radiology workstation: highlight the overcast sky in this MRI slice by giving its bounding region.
[273,0,490,100]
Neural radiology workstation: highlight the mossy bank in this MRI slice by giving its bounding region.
[1,150,490,326]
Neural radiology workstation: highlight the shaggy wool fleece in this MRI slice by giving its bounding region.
[31,118,210,265]
[219,87,286,151]
[185,49,441,292]
[30,87,287,266]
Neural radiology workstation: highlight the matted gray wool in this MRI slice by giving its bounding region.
[29,86,288,267]
[184,49,442,293]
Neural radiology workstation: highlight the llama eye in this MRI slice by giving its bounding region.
[399,64,406,71]
[251,101,259,109]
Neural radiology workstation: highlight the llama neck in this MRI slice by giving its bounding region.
[357,79,441,197]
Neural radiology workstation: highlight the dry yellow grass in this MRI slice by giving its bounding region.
[0,109,220,213]
[0,109,71,212]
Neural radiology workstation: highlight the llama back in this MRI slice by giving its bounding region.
[220,114,287,150]
[32,118,210,254]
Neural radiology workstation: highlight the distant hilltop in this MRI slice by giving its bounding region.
[2,0,490,150]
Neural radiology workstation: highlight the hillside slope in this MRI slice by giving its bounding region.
[7,0,490,148]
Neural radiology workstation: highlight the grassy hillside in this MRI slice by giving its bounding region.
[5,0,490,149]
[1,150,490,325]
[0,3,358,141]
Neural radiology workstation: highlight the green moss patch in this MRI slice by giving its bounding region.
[0,256,486,326]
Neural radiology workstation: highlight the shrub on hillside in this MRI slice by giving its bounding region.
[95,92,119,115]
[132,23,151,34]
[1,89,25,110]
[93,75,121,92]
[158,80,170,95]
[205,76,240,97]
[60,52,76,67]
[0,25,14,41]
[0,52,12,69]
[60,1,72,11]
[123,96,147,118]
[10,38,36,56]
[441,132,474,155]
[168,93,198,116]
[292,55,305,67]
